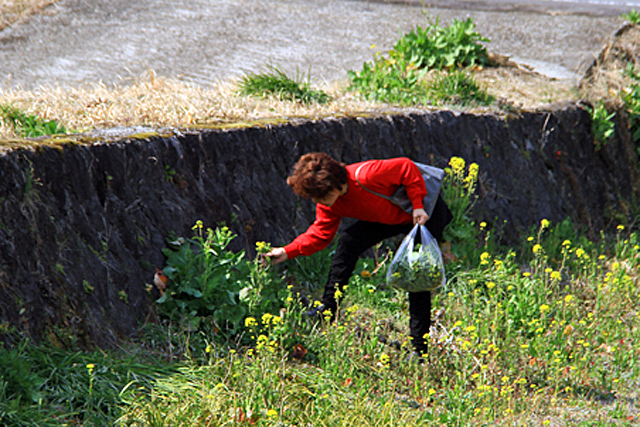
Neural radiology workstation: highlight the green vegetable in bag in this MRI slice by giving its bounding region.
[387,224,445,292]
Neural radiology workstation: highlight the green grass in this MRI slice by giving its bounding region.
[3,219,639,425]
[238,65,332,105]
[0,104,67,138]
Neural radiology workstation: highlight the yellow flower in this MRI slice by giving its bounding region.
[479,221,487,229]
[449,156,466,175]
[205,344,212,353]
[480,251,490,265]
[550,271,561,280]
[532,244,542,254]
[544,267,553,273]
[539,304,550,313]
[262,313,273,325]
[486,281,496,289]
[380,353,390,365]
[192,220,204,230]
[86,363,95,371]
[522,272,531,277]
[540,219,550,229]
[575,248,585,258]
[562,240,571,247]
[527,236,534,242]
[520,344,529,349]
[564,294,574,303]
[428,388,436,396]
[335,289,343,299]
[267,409,278,418]
[617,224,625,231]
[244,317,257,328]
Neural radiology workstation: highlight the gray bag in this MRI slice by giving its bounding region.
[355,161,445,217]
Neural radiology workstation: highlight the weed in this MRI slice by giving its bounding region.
[442,156,480,247]
[157,221,287,341]
[427,71,494,106]
[118,290,128,304]
[164,165,176,183]
[0,104,67,138]
[238,65,332,105]
[348,17,492,106]
[622,9,640,24]
[587,102,615,150]
[82,280,94,294]
[393,17,489,71]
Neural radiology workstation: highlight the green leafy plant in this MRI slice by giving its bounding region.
[238,65,332,104]
[587,102,616,150]
[348,17,492,106]
[0,104,67,138]
[157,221,287,337]
[347,52,429,105]
[393,17,489,71]
[622,9,640,24]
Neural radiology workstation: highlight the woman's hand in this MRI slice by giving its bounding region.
[413,208,429,225]
[263,247,289,265]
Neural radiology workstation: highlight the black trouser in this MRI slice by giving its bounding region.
[322,195,452,355]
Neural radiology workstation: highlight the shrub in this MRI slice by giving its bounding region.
[348,17,492,107]
[393,17,489,71]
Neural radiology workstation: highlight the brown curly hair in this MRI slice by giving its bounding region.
[286,152,347,199]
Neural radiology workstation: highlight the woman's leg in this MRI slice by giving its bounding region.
[408,195,452,355]
[408,291,432,356]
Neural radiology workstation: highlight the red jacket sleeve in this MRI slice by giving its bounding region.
[283,204,341,259]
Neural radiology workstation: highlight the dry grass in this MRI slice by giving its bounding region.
[0,65,582,140]
[0,72,391,139]
[579,23,640,107]
[0,0,58,31]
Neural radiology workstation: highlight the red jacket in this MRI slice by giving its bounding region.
[284,157,427,259]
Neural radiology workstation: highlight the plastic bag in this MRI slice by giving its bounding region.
[386,224,446,293]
